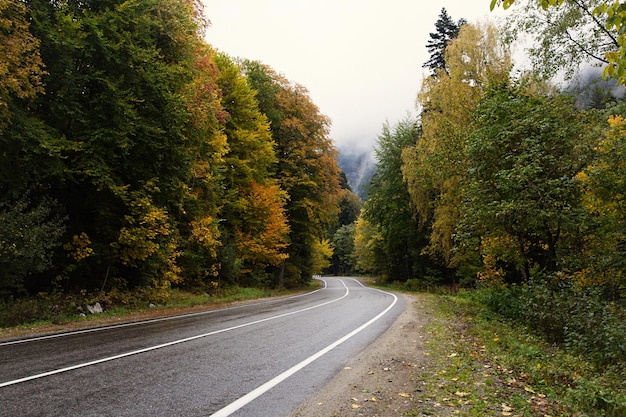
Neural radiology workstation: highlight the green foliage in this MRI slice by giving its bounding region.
[212,54,289,286]
[0,196,65,298]
[364,117,440,282]
[477,280,626,369]
[330,223,356,275]
[403,22,511,267]
[428,289,626,417]
[462,86,602,282]
[493,0,626,85]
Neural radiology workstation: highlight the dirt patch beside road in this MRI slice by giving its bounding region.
[290,294,436,417]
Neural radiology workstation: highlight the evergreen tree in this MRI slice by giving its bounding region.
[423,8,466,76]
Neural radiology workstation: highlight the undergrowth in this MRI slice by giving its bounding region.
[0,285,284,329]
[411,291,625,416]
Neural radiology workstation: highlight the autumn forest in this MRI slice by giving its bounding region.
[2,0,626,387]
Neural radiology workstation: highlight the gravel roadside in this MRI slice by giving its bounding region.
[289,293,433,417]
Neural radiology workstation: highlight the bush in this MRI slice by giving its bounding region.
[476,279,626,369]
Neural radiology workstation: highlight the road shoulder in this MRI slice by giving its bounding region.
[289,293,433,417]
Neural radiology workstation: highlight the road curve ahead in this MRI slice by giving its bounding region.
[0,277,404,417]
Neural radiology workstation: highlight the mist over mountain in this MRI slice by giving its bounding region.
[568,67,625,109]
[336,143,377,200]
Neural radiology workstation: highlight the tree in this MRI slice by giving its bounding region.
[234,181,290,285]
[25,0,207,292]
[327,172,361,275]
[213,53,289,286]
[403,23,511,267]
[353,216,385,276]
[461,85,602,283]
[337,172,362,227]
[423,8,466,76]
[0,0,45,128]
[177,44,227,288]
[0,196,65,297]
[575,114,626,294]
[363,117,438,282]
[491,0,626,83]
[242,61,342,287]
[330,223,356,275]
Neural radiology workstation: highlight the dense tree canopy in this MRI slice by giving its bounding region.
[403,22,511,266]
[360,118,437,282]
[241,61,342,287]
[0,0,344,299]
[461,86,603,283]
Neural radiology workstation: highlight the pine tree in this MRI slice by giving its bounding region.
[423,8,466,76]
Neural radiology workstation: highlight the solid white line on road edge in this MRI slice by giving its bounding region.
[0,279,346,388]
[208,284,399,417]
[0,283,327,347]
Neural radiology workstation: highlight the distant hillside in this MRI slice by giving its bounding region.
[336,143,377,200]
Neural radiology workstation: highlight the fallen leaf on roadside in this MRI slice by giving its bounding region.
[351,404,361,409]
[455,391,469,397]
[370,397,378,402]
[398,393,410,398]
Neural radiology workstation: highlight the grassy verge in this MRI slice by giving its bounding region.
[406,292,625,417]
[0,284,316,335]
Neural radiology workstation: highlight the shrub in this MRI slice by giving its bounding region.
[477,279,626,369]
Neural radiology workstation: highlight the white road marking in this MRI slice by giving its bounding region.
[0,283,326,347]
[0,279,345,388]
[209,282,398,417]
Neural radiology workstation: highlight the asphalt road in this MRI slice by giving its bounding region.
[0,277,404,417]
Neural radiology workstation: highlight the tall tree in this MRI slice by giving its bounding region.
[423,8,466,76]
[461,86,602,283]
[403,23,511,267]
[26,0,207,292]
[177,43,227,289]
[576,114,626,294]
[213,53,289,286]
[363,117,436,282]
[242,61,342,286]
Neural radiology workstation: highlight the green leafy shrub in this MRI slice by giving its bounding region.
[477,279,626,369]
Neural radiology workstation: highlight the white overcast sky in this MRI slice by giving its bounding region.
[202,1,508,150]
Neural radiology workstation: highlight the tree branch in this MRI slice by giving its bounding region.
[570,0,619,47]
[564,28,610,64]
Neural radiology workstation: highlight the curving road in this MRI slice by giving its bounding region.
[0,277,404,417]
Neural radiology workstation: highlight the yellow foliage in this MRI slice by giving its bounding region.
[477,235,523,285]
[190,215,221,256]
[235,182,290,267]
[310,238,333,274]
[402,23,511,266]
[353,215,383,274]
[63,232,94,262]
[114,192,173,267]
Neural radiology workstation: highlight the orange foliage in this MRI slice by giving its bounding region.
[235,181,290,267]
